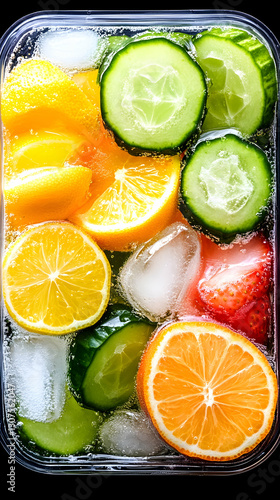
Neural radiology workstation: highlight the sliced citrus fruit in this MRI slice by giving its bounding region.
[70,128,180,251]
[1,59,99,138]
[4,130,87,181]
[137,320,278,461]
[4,166,92,228]
[72,69,100,110]
[2,222,111,334]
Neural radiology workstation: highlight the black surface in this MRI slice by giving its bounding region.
[1,2,280,499]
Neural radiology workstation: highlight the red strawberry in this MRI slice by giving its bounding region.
[198,234,272,321]
[228,295,271,345]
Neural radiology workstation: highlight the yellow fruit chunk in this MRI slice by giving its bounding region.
[4,130,87,181]
[1,59,99,138]
[70,133,181,251]
[4,166,92,228]
[72,69,100,110]
[137,320,278,461]
[2,222,111,334]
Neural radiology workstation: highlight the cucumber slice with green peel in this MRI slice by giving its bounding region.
[69,305,155,411]
[100,38,207,154]
[194,28,277,136]
[18,392,101,456]
[180,132,272,243]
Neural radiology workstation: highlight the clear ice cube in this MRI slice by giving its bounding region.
[36,29,107,71]
[7,333,68,423]
[118,222,201,322]
[99,410,167,456]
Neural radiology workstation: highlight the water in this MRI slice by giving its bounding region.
[1,20,278,465]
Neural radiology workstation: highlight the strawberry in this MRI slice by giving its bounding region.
[228,295,271,344]
[198,234,272,321]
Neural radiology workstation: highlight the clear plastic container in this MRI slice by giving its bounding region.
[0,9,279,475]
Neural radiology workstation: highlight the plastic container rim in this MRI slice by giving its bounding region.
[0,9,279,476]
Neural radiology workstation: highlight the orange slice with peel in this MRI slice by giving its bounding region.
[2,222,111,335]
[70,127,180,251]
[137,319,278,461]
[1,59,99,138]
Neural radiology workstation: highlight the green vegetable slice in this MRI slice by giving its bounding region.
[194,28,277,135]
[69,305,155,411]
[18,392,101,456]
[180,132,272,242]
[100,37,207,154]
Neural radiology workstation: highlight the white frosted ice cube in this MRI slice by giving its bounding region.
[36,29,107,71]
[118,222,201,321]
[8,334,68,423]
[99,410,167,456]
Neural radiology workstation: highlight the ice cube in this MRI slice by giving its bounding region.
[99,410,167,456]
[36,29,107,71]
[118,222,201,321]
[8,334,68,423]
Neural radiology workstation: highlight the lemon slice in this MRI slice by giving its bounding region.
[4,166,92,228]
[3,222,111,334]
[4,130,86,182]
[1,59,99,137]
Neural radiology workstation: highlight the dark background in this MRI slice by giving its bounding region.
[1,1,280,499]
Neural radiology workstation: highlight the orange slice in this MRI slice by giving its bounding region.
[4,166,92,228]
[137,320,278,461]
[70,128,180,251]
[1,59,99,138]
[2,222,111,335]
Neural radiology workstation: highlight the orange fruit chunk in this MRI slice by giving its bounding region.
[4,166,92,228]
[137,320,278,461]
[1,59,99,138]
[70,127,180,251]
[2,222,111,335]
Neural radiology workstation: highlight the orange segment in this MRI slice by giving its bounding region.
[2,222,111,335]
[137,320,278,461]
[4,166,92,228]
[1,59,99,138]
[70,127,180,251]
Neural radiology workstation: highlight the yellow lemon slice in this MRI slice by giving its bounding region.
[1,59,99,138]
[4,166,92,228]
[2,222,111,334]
[4,130,87,181]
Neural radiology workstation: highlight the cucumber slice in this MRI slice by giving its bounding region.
[69,305,154,411]
[18,392,101,456]
[180,132,272,242]
[100,38,207,154]
[194,28,277,136]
